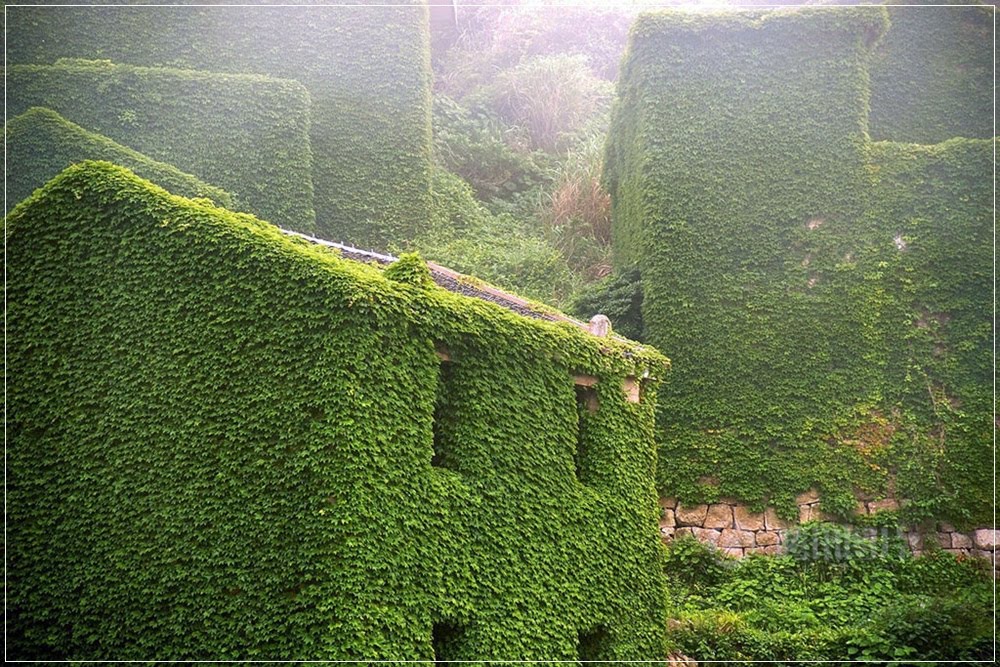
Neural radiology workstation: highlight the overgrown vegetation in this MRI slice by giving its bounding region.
[6,107,233,209]
[424,4,635,310]
[6,3,433,245]
[8,161,668,660]
[663,531,994,661]
[8,59,314,232]
[869,5,994,143]
[607,7,993,527]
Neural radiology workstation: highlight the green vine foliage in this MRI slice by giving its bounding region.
[606,7,993,527]
[866,138,995,526]
[6,107,234,210]
[8,161,669,660]
[6,2,433,247]
[8,59,314,232]
[869,4,994,144]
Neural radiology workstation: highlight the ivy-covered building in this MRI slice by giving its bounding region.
[606,6,994,529]
[6,1,434,246]
[7,161,670,660]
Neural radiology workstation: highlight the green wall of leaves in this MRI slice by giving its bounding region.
[8,161,669,660]
[606,7,993,527]
[6,2,433,247]
[8,59,314,232]
[869,4,994,144]
[6,107,234,210]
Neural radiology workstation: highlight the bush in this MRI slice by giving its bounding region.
[413,170,576,306]
[873,594,994,660]
[662,534,731,589]
[470,54,613,152]
[784,522,908,572]
[432,96,550,205]
[539,135,613,279]
[663,536,994,661]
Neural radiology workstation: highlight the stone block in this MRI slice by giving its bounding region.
[659,496,678,510]
[938,521,957,533]
[674,527,695,539]
[692,527,722,545]
[973,529,999,550]
[703,504,734,529]
[755,531,779,547]
[795,488,820,504]
[798,504,815,524]
[718,528,755,548]
[972,549,994,562]
[660,510,676,528]
[675,503,709,526]
[764,507,793,531]
[933,532,951,549]
[659,527,675,540]
[951,532,973,550]
[853,500,868,516]
[762,545,783,555]
[721,547,744,558]
[906,532,923,551]
[733,505,765,531]
[868,498,899,513]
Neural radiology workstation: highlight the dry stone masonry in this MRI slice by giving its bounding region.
[659,491,998,572]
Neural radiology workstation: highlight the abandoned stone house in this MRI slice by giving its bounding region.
[7,161,670,660]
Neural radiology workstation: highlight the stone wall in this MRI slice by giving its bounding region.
[658,491,998,570]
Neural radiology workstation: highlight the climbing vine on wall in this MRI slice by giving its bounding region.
[6,107,233,210]
[8,59,314,232]
[6,2,433,246]
[606,7,992,527]
[8,161,669,660]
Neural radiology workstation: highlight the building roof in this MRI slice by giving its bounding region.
[280,229,591,330]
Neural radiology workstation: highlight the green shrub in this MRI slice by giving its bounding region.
[662,534,730,589]
[539,134,614,279]
[470,54,613,152]
[433,96,550,205]
[6,107,233,210]
[569,269,644,342]
[8,59,313,232]
[6,3,433,246]
[8,161,668,660]
[664,544,994,661]
[415,170,577,306]
[785,522,888,568]
[873,594,994,660]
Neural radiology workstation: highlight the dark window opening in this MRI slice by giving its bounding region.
[574,385,597,483]
[575,384,599,415]
[431,360,456,470]
[432,620,464,666]
[578,625,611,664]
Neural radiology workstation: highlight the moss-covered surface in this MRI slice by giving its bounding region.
[8,161,669,660]
[863,138,995,524]
[869,4,994,144]
[6,107,233,210]
[8,59,314,232]
[6,3,433,246]
[606,7,992,527]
